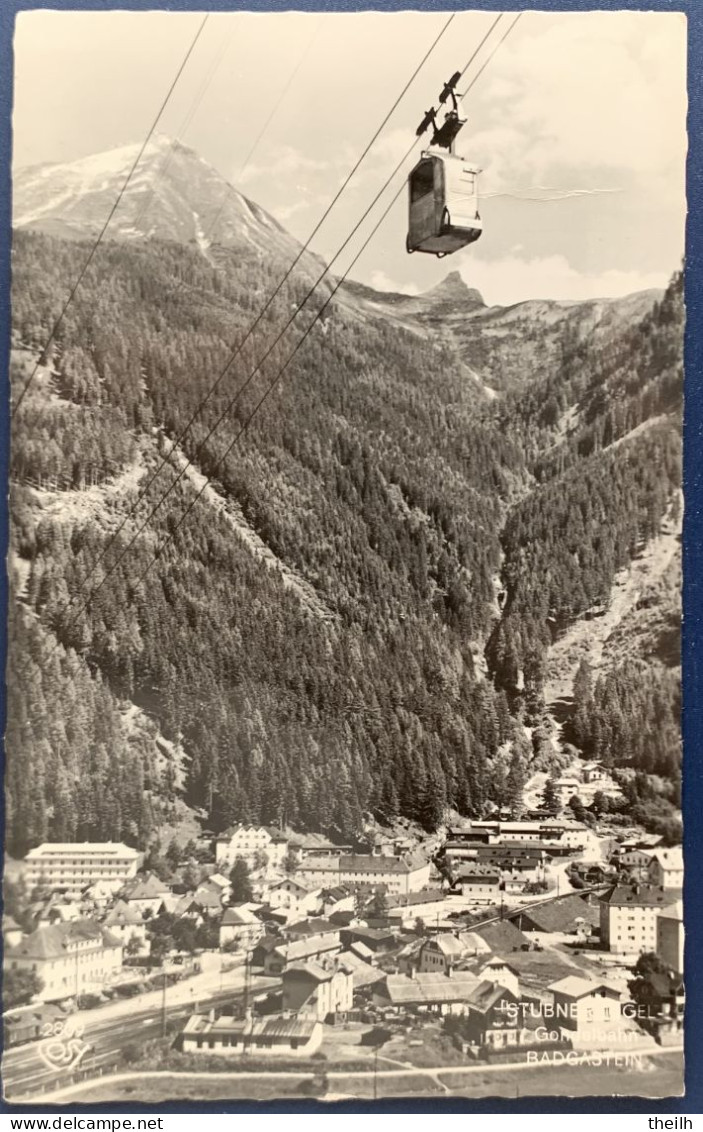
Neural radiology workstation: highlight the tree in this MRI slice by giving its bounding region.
[4,967,43,1008]
[181,862,201,891]
[229,858,253,903]
[369,886,388,918]
[126,933,143,956]
[506,751,527,818]
[568,794,587,823]
[165,839,182,871]
[541,774,560,815]
[628,952,672,1010]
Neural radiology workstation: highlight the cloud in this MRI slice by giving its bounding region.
[369,271,419,296]
[459,251,670,307]
[468,12,687,193]
[237,143,346,187]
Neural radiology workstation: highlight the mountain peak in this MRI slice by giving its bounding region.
[424,270,484,307]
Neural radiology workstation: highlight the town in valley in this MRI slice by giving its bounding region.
[3,756,683,1102]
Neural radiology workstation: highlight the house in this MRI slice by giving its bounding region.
[461,984,525,1053]
[600,884,679,954]
[385,889,448,927]
[199,873,231,902]
[219,906,264,951]
[33,899,83,928]
[451,864,501,903]
[295,853,431,896]
[339,926,396,953]
[512,893,601,936]
[548,976,622,1040]
[281,958,354,1020]
[23,843,140,891]
[4,919,123,1002]
[122,873,171,917]
[214,826,289,871]
[348,940,374,962]
[320,885,355,918]
[338,949,385,991]
[471,848,546,879]
[282,918,337,941]
[472,920,530,953]
[554,777,582,803]
[180,1011,322,1057]
[82,879,125,908]
[374,971,482,1015]
[617,849,654,880]
[267,877,321,918]
[657,902,684,975]
[417,934,471,975]
[581,761,606,783]
[103,900,148,952]
[260,931,342,976]
[478,959,520,997]
[190,887,224,917]
[647,848,683,890]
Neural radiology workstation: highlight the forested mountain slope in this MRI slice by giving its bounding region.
[6,141,683,855]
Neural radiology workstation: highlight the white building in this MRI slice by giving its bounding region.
[181,1012,321,1057]
[24,843,140,890]
[549,976,622,1040]
[219,906,264,950]
[600,884,678,954]
[103,900,149,952]
[282,959,354,1020]
[647,848,683,890]
[296,854,430,896]
[267,877,321,918]
[4,919,123,1002]
[214,826,289,870]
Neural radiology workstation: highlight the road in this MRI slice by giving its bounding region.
[3,974,278,1102]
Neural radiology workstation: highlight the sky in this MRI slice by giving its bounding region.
[12,8,688,305]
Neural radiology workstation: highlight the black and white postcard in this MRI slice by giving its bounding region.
[2,6,688,1107]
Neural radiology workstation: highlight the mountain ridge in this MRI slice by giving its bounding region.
[6,139,683,854]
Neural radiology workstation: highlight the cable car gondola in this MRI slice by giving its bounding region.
[406,71,483,258]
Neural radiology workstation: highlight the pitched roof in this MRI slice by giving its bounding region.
[6,918,120,961]
[349,940,374,961]
[383,972,481,1005]
[519,894,600,933]
[455,930,492,955]
[339,949,385,988]
[467,979,514,1013]
[283,959,347,984]
[123,873,170,900]
[104,899,143,927]
[549,976,620,999]
[601,884,679,908]
[275,932,341,963]
[454,864,501,881]
[221,906,260,926]
[387,888,445,909]
[424,935,467,958]
[648,848,684,871]
[473,920,529,952]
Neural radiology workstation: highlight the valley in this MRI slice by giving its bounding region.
[6,137,683,856]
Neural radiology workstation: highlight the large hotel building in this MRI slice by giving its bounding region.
[24,842,140,889]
